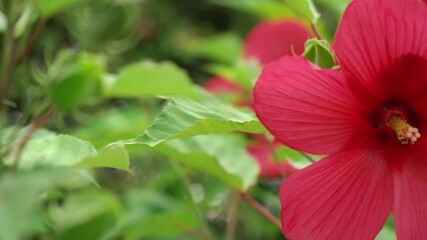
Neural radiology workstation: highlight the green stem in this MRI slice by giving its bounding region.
[224,190,241,240]
[169,159,215,240]
[16,18,46,65]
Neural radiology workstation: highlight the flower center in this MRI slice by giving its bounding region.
[387,116,421,145]
[378,105,421,145]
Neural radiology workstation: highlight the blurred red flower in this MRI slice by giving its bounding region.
[247,140,298,179]
[204,19,312,179]
[204,18,312,103]
[253,0,427,239]
[203,76,241,95]
[243,20,311,65]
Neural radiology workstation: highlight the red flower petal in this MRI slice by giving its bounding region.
[253,56,371,155]
[243,19,312,65]
[381,55,427,104]
[334,0,427,100]
[393,147,427,240]
[401,56,427,132]
[280,148,393,240]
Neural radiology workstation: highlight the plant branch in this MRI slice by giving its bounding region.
[11,106,56,169]
[16,18,46,65]
[310,22,322,40]
[240,192,282,231]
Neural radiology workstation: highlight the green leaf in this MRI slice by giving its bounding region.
[275,145,319,168]
[0,169,90,240]
[105,61,199,99]
[14,135,97,169]
[72,107,149,149]
[125,211,200,239]
[75,145,133,174]
[149,135,260,191]
[210,0,296,19]
[0,11,6,33]
[50,191,122,240]
[119,190,202,239]
[15,1,35,37]
[0,126,55,146]
[117,95,266,146]
[181,33,242,65]
[314,0,351,16]
[7,134,131,173]
[302,38,335,69]
[61,1,139,53]
[283,0,320,23]
[376,217,396,240]
[48,51,104,112]
[34,0,89,17]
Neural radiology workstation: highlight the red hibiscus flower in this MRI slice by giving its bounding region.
[253,0,427,239]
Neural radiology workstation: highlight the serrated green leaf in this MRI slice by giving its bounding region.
[143,135,259,191]
[72,107,149,149]
[105,61,199,99]
[117,96,266,146]
[303,38,335,69]
[34,0,89,17]
[75,145,133,174]
[14,135,97,169]
[7,134,131,173]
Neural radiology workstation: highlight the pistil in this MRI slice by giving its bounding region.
[388,116,421,144]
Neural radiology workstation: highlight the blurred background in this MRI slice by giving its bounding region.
[0,0,396,239]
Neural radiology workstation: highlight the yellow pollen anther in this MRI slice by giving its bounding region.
[389,116,421,145]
